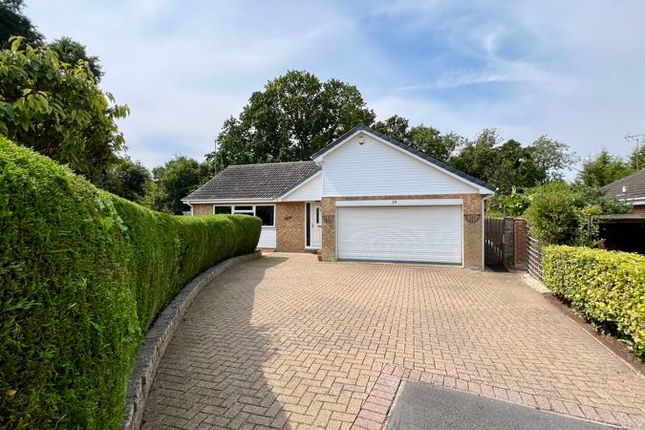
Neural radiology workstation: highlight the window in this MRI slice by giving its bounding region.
[315,207,320,224]
[214,206,232,214]
[233,205,254,214]
[255,205,275,227]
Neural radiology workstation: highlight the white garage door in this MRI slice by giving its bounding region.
[336,205,462,264]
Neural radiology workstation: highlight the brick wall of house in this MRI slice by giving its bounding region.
[276,202,305,252]
[192,204,214,215]
[321,194,485,270]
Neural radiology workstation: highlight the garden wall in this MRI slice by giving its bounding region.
[0,138,261,429]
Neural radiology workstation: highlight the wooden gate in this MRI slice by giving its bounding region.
[527,236,543,281]
[485,218,504,265]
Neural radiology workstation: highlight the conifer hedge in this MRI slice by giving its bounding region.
[0,138,260,429]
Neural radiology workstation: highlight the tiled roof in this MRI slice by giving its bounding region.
[183,161,320,201]
[601,169,645,201]
[311,124,496,193]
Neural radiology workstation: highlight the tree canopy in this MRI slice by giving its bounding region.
[577,150,634,187]
[99,157,151,202]
[210,70,375,170]
[0,0,43,47]
[373,115,462,163]
[48,37,103,82]
[0,38,128,182]
[144,157,210,214]
[450,129,576,194]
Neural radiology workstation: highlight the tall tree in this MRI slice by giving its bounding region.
[577,151,634,187]
[211,70,375,170]
[629,144,645,170]
[0,38,128,182]
[450,129,576,193]
[373,115,462,162]
[0,38,127,182]
[145,157,209,214]
[0,0,43,46]
[99,157,151,202]
[48,37,103,82]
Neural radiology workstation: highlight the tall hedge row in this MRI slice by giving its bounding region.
[0,138,261,429]
[543,245,645,356]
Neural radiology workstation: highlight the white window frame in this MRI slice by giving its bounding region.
[213,204,276,227]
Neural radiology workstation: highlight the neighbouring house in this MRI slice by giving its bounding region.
[183,124,495,269]
[601,168,645,213]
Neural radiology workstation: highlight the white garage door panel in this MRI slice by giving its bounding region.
[337,206,462,264]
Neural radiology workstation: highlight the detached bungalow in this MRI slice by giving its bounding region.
[183,124,495,269]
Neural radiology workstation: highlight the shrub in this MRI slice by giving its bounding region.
[0,138,261,429]
[543,246,645,357]
[525,182,629,245]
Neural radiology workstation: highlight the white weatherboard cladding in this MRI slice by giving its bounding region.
[336,205,462,264]
[281,172,322,201]
[258,227,276,248]
[322,135,476,197]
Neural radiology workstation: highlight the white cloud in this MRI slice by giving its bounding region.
[23,0,645,173]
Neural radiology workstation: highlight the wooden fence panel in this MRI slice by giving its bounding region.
[527,236,543,282]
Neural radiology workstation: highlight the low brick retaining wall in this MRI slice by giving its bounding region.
[121,250,262,430]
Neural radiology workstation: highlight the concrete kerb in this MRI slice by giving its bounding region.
[121,250,262,430]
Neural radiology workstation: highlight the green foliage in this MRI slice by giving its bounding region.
[211,70,375,170]
[48,36,103,82]
[543,246,645,358]
[578,150,634,187]
[373,115,462,162]
[0,138,261,429]
[451,130,576,194]
[98,157,151,203]
[525,182,629,245]
[0,0,44,47]
[0,37,128,183]
[487,187,532,217]
[630,145,645,170]
[145,156,210,214]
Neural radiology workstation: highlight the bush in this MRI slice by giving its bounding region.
[525,182,629,245]
[543,246,645,357]
[0,138,260,429]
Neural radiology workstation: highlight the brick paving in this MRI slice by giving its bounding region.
[142,253,645,429]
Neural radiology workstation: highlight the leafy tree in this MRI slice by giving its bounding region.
[525,182,629,246]
[99,157,151,202]
[450,128,499,182]
[145,156,210,214]
[0,38,128,183]
[373,115,409,142]
[373,115,462,162]
[211,70,375,170]
[48,37,103,82]
[629,145,645,170]
[0,0,43,46]
[530,135,578,180]
[451,129,576,194]
[577,151,633,187]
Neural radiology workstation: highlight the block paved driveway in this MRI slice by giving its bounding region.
[143,253,645,429]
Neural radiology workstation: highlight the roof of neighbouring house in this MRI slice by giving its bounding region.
[311,123,496,192]
[601,169,645,202]
[183,160,320,201]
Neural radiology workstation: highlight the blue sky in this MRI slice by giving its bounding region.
[26,0,645,172]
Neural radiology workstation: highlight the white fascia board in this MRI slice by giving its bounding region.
[277,171,322,201]
[314,129,494,195]
[183,198,276,204]
[335,198,463,207]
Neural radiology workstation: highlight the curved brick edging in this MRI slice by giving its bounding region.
[121,250,262,430]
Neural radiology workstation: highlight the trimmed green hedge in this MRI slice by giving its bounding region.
[0,138,260,429]
[543,245,645,357]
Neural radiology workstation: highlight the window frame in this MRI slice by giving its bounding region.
[213,204,276,227]
[213,205,232,214]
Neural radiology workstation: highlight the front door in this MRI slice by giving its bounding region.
[309,202,322,249]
